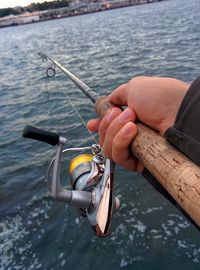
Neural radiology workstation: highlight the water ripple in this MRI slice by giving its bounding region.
[0,0,200,269]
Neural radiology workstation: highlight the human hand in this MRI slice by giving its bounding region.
[87,76,189,171]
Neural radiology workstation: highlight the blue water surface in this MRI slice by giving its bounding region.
[0,0,200,269]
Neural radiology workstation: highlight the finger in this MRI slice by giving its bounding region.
[112,122,138,171]
[99,107,122,147]
[87,119,101,132]
[136,161,144,173]
[108,83,128,106]
[103,108,136,158]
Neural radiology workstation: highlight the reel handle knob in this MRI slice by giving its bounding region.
[23,125,60,146]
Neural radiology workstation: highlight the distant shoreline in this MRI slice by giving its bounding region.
[0,0,163,29]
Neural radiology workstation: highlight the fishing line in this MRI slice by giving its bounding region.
[61,88,98,145]
[43,64,98,144]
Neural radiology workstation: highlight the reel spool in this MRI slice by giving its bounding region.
[69,154,93,190]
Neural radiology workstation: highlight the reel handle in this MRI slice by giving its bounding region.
[23,125,60,146]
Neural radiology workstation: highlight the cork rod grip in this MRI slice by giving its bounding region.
[95,96,116,117]
[95,97,200,227]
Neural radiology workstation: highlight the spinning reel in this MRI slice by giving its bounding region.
[23,125,120,237]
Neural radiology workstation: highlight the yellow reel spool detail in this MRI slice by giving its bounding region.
[69,154,93,175]
[69,154,94,190]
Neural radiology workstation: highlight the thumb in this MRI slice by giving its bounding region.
[109,83,128,106]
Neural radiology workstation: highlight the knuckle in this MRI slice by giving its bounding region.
[112,138,123,163]
[130,76,148,85]
[102,147,112,160]
[112,136,121,150]
[99,120,108,137]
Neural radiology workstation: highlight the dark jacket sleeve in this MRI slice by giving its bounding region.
[164,75,200,166]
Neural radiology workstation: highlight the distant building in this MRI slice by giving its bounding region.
[0,0,162,28]
[13,6,24,13]
[0,12,40,27]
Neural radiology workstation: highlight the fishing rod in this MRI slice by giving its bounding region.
[22,53,120,237]
[23,53,200,234]
[39,53,99,103]
[38,52,112,116]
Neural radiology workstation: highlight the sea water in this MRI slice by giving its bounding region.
[0,0,200,269]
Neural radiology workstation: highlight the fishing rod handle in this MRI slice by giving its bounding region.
[95,97,200,227]
[23,125,60,146]
[95,96,115,117]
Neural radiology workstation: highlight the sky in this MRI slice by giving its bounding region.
[0,0,53,9]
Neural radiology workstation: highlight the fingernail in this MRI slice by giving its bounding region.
[106,108,119,122]
[118,108,133,121]
[121,123,134,137]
